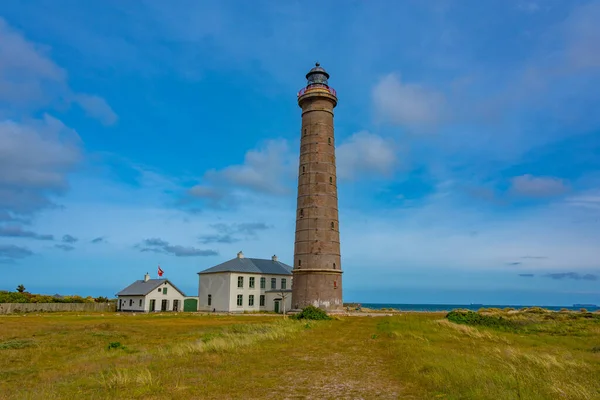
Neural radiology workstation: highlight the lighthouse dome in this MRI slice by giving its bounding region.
[306,62,329,86]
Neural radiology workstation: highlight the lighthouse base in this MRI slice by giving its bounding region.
[291,269,343,312]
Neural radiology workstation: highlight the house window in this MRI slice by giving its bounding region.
[249,277,255,288]
[237,295,243,307]
[139,299,142,306]
[281,278,287,290]
[238,276,244,288]
[129,299,133,306]
[328,137,331,145]
[260,295,265,306]
[260,277,266,289]
[208,294,212,306]
[163,287,168,295]
[249,295,254,306]
[271,278,276,289]
[158,288,161,292]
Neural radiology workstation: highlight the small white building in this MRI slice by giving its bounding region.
[198,251,292,313]
[116,273,187,312]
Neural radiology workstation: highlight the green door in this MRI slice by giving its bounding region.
[274,300,280,313]
[183,298,198,312]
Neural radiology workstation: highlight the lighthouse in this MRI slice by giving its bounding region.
[291,63,343,311]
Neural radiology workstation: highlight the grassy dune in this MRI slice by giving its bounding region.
[0,310,598,399]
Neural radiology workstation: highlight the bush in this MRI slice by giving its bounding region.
[291,305,332,320]
[446,310,516,330]
[0,291,32,303]
[107,342,126,350]
[523,307,548,314]
[0,291,96,304]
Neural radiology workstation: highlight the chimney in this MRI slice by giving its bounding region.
[144,272,150,282]
[237,251,244,259]
[272,254,278,262]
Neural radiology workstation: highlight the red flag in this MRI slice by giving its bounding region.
[158,265,164,277]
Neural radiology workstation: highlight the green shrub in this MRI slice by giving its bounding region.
[107,342,126,350]
[0,290,97,303]
[291,305,332,320]
[0,291,30,303]
[523,307,548,314]
[446,310,516,330]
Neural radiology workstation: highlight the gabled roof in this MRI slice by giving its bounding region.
[116,279,186,297]
[198,257,292,276]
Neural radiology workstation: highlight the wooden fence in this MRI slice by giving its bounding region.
[0,302,116,314]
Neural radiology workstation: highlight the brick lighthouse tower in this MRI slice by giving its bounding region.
[291,63,343,311]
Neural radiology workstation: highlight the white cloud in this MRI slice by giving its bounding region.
[565,190,600,210]
[218,139,294,194]
[0,17,66,105]
[372,73,446,128]
[0,18,63,80]
[336,131,398,180]
[188,132,401,208]
[0,115,82,216]
[74,94,118,126]
[510,174,569,198]
[0,17,116,124]
[188,139,296,208]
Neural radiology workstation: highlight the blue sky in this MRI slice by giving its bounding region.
[1,0,599,306]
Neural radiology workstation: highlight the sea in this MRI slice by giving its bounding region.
[359,303,600,312]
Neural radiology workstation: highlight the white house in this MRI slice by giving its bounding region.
[116,273,187,312]
[198,251,293,313]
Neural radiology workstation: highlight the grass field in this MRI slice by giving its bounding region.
[0,310,599,399]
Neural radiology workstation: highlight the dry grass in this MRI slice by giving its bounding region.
[0,311,598,399]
